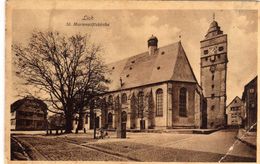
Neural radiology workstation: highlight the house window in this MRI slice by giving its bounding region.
[156,89,163,116]
[122,93,127,104]
[137,92,144,118]
[204,50,208,55]
[179,87,187,117]
[249,88,255,93]
[211,94,215,99]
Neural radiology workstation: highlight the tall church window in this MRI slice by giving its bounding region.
[115,95,120,111]
[108,95,113,105]
[156,89,163,116]
[122,93,127,104]
[137,91,144,118]
[108,112,113,125]
[179,87,187,117]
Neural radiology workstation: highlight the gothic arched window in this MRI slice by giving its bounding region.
[108,112,113,125]
[156,89,163,116]
[108,95,113,105]
[179,87,187,117]
[122,93,127,104]
[137,91,144,118]
[115,95,120,111]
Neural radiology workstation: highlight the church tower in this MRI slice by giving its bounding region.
[200,16,228,128]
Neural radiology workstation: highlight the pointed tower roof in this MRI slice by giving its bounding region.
[205,19,223,39]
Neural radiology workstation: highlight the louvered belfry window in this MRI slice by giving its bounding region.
[179,87,187,117]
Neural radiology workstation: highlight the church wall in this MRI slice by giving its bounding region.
[194,89,202,128]
[102,82,169,130]
[172,82,197,128]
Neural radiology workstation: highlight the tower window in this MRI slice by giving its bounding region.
[212,75,214,80]
[212,85,214,89]
[161,51,165,55]
[126,74,130,78]
[129,67,132,70]
[218,46,224,51]
[157,66,161,70]
[211,94,215,99]
[204,50,208,55]
[112,66,115,70]
[211,105,215,110]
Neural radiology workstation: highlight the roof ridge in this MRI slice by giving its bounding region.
[107,41,180,65]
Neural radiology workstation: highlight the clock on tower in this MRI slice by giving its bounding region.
[200,18,228,129]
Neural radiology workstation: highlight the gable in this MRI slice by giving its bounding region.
[171,44,197,83]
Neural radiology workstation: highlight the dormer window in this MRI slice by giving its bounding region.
[131,60,135,64]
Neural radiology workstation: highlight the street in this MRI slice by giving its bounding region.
[11,129,256,162]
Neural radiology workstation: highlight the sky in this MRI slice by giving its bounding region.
[12,9,257,104]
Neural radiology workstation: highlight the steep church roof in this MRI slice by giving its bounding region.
[106,41,198,92]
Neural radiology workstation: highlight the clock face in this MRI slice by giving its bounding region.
[209,46,218,55]
[210,65,216,72]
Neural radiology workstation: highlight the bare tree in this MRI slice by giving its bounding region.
[12,30,109,133]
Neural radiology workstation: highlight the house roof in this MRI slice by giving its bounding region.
[106,41,198,92]
[226,96,243,108]
[11,96,48,113]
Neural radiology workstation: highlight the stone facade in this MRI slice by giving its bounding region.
[100,81,203,130]
[200,20,228,128]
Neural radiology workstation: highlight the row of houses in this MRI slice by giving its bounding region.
[226,76,257,131]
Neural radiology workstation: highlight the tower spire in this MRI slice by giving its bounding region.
[213,12,215,21]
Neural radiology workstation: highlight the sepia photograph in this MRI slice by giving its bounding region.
[6,1,258,163]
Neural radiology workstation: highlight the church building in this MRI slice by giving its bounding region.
[84,18,228,130]
[100,36,204,130]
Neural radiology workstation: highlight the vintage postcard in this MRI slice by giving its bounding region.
[5,0,259,163]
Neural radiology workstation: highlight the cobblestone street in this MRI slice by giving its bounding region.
[11,129,256,162]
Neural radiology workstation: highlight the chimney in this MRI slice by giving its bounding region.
[148,35,158,55]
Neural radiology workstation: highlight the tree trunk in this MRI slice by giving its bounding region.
[76,111,85,131]
[65,113,73,133]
